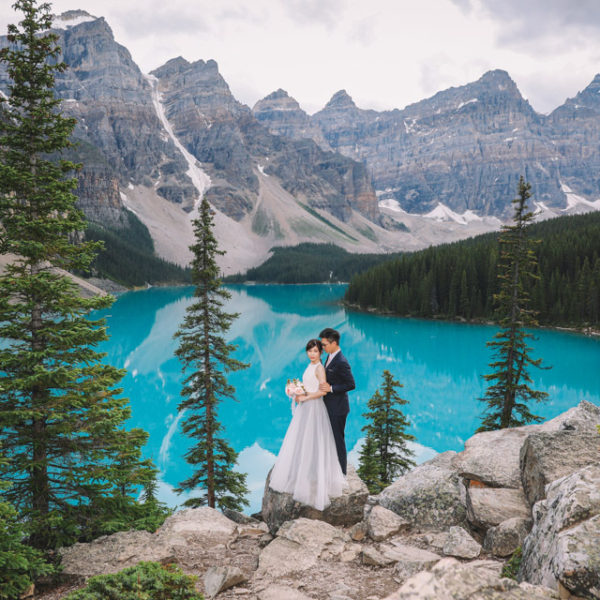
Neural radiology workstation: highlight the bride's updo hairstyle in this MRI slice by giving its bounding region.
[305,339,323,354]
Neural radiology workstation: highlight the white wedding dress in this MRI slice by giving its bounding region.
[269,361,346,510]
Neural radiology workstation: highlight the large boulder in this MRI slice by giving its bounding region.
[539,400,600,434]
[203,566,247,598]
[379,542,441,580]
[483,517,532,558]
[59,530,176,579]
[256,517,348,578]
[375,452,467,532]
[384,558,559,599]
[442,526,481,559]
[155,507,238,547]
[59,507,239,579]
[367,505,411,541]
[453,426,539,488]
[520,431,600,505]
[261,465,368,534]
[466,487,530,531]
[519,464,600,598]
[452,401,600,490]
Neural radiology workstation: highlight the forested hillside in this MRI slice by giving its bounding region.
[85,212,191,286]
[345,213,600,327]
[226,243,402,283]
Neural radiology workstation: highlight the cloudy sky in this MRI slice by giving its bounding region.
[1,0,599,114]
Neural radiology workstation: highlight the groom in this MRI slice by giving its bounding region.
[319,328,355,475]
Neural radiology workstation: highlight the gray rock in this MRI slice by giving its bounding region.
[203,566,247,597]
[520,430,600,505]
[257,517,347,578]
[340,542,362,562]
[466,487,530,531]
[221,507,260,525]
[519,464,600,598]
[361,546,395,567]
[59,530,176,578]
[539,400,600,434]
[453,425,540,488]
[375,452,467,531]
[483,517,532,557]
[451,402,600,492]
[155,507,238,547]
[380,542,441,580]
[349,520,368,541]
[261,464,368,534]
[258,585,312,600]
[419,532,450,553]
[442,526,481,559]
[59,507,240,579]
[384,557,559,599]
[367,505,411,541]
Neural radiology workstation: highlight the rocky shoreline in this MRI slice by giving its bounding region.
[49,401,600,599]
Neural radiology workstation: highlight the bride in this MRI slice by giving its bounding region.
[269,339,346,510]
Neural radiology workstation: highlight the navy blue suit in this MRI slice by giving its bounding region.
[323,351,355,475]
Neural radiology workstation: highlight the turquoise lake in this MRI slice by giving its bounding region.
[94,284,600,514]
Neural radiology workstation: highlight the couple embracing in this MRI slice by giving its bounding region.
[269,328,355,510]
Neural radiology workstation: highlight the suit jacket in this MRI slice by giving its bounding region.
[323,351,355,416]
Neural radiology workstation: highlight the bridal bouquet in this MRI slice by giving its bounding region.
[285,378,306,398]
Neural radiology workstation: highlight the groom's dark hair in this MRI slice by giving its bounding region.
[319,328,340,343]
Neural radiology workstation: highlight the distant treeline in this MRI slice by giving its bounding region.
[225,243,403,284]
[345,213,600,327]
[85,212,191,286]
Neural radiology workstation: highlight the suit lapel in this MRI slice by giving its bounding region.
[326,351,342,370]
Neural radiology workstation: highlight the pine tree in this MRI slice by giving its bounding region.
[478,177,549,431]
[174,197,249,511]
[357,426,384,494]
[0,0,161,549]
[0,451,52,600]
[358,371,415,493]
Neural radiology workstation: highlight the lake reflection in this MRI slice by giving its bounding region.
[95,284,600,514]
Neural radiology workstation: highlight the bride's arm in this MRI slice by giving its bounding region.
[297,364,327,402]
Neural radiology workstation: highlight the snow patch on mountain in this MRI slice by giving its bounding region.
[144,73,211,201]
[378,198,407,213]
[456,98,478,110]
[425,202,475,225]
[561,182,600,211]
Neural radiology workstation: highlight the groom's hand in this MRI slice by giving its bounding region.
[319,382,331,393]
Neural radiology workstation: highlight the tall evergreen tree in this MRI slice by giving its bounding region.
[478,177,549,431]
[174,197,249,510]
[0,0,160,549]
[0,451,52,600]
[358,370,415,493]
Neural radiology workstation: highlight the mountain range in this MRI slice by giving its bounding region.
[2,10,600,274]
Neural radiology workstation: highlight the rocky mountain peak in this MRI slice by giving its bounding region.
[266,88,291,100]
[572,73,600,105]
[550,73,600,120]
[478,69,516,89]
[253,89,331,150]
[253,89,302,113]
[324,89,357,110]
[151,56,190,77]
